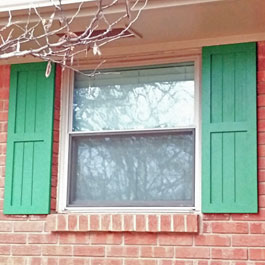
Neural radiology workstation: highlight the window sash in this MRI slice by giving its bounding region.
[67,128,195,207]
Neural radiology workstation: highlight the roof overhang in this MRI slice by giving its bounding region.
[0,0,265,65]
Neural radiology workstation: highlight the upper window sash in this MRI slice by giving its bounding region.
[72,63,195,133]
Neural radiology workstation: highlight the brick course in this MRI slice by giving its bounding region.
[0,43,264,264]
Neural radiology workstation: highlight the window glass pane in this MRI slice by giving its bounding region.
[73,63,194,131]
[68,131,194,207]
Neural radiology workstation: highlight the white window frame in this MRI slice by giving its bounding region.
[57,55,201,213]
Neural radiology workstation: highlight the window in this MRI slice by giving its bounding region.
[3,43,257,215]
[63,62,198,209]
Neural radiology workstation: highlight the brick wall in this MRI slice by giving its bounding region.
[0,42,264,264]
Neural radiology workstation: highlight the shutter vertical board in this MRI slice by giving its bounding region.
[4,62,55,214]
[202,43,257,213]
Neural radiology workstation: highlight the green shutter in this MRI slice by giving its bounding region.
[4,62,55,214]
[202,42,257,213]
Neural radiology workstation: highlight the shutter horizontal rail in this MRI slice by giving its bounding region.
[9,134,45,142]
[207,122,248,132]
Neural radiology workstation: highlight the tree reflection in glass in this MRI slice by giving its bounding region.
[73,65,194,131]
[69,132,194,206]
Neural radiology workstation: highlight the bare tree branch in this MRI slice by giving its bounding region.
[0,0,147,76]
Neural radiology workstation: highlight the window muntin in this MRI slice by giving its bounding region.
[68,63,196,207]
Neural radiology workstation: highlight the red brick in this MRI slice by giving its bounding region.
[42,245,73,256]
[45,214,56,231]
[175,247,210,259]
[136,215,146,232]
[148,215,158,232]
[259,95,265,107]
[12,245,41,256]
[0,65,10,88]
[0,112,8,122]
[2,102,8,112]
[259,157,265,168]
[91,258,122,265]
[161,215,171,232]
[14,221,43,232]
[29,257,42,265]
[0,245,10,255]
[91,232,122,245]
[53,130,60,142]
[158,234,193,246]
[173,215,185,232]
[259,83,265,94]
[50,200,56,212]
[211,248,247,260]
[74,246,105,257]
[250,248,265,260]
[194,261,209,265]
[90,215,100,230]
[0,178,4,188]
[260,170,265,181]
[141,246,174,258]
[173,262,193,265]
[0,234,26,243]
[0,89,9,100]
[259,108,265,120]
[44,257,59,265]
[259,133,265,145]
[68,215,78,230]
[195,235,230,246]
[124,215,134,231]
[107,246,139,257]
[0,222,12,231]
[57,215,67,231]
[0,257,26,265]
[232,235,265,246]
[51,65,62,210]
[259,195,265,207]
[186,215,198,232]
[58,258,87,265]
[53,142,59,154]
[124,233,157,245]
[28,234,58,244]
[210,260,228,265]
[250,222,265,233]
[101,214,111,231]
[77,215,88,231]
[159,260,173,265]
[125,259,157,265]
[259,183,265,194]
[259,71,265,82]
[0,155,6,166]
[0,144,6,155]
[0,133,7,143]
[112,214,122,231]
[211,222,248,234]
[203,222,212,233]
[59,232,90,244]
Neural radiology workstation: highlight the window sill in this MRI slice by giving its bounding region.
[45,213,199,233]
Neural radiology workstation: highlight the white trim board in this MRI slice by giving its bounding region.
[57,52,201,213]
